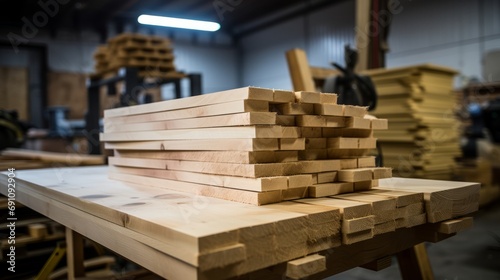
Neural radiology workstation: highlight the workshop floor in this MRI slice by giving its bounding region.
[330,202,500,280]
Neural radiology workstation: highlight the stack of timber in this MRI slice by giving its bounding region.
[366,64,461,180]
[0,166,480,279]
[92,33,185,79]
[101,86,393,206]
[0,148,105,169]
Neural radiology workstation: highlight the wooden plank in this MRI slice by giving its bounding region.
[286,49,316,92]
[376,178,480,223]
[338,169,373,182]
[106,99,270,124]
[66,228,85,279]
[342,215,375,233]
[273,89,296,103]
[436,217,473,234]
[2,182,198,280]
[301,127,322,138]
[296,115,344,127]
[1,148,105,165]
[294,91,321,104]
[104,112,277,132]
[316,171,337,184]
[288,175,314,188]
[110,165,289,192]
[314,104,343,116]
[114,150,298,164]
[299,198,372,220]
[335,193,396,212]
[111,169,281,204]
[360,189,424,208]
[305,138,327,149]
[340,158,358,169]
[343,105,368,117]
[276,115,296,126]
[109,157,338,178]
[286,254,326,280]
[358,138,377,149]
[353,180,376,191]
[104,86,274,118]
[345,117,371,129]
[279,138,305,150]
[371,118,389,130]
[105,138,279,151]
[109,156,285,178]
[101,126,283,141]
[319,93,338,104]
[308,182,353,197]
[343,229,374,245]
[374,220,396,235]
[275,103,314,115]
[357,156,376,168]
[327,138,359,149]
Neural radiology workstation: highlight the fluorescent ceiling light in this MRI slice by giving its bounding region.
[138,14,220,32]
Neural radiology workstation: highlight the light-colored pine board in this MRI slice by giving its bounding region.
[308,182,353,197]
[276,115,296,126]
[104,86,274,118]
[298,149,327,160]
[301,127,322,138]
[109,165,289,192]
[280,138,305,151]
[275,103,314,115]
[340,158,358,169]
[101,126,283,141]
[358,138,377,149]
[288,175,314,188]
[353,180,376,191]
[338,169,373,182]
[286,48,316,92]
[342,229,373,245]
[320,93,338,104]
[343,105,368,117]
[316,171,337,184]
[105,138,279,151]
[295,91,321,104]
[282,187,308,200]
[314,104,343,116]
[342,215,375,233]
[345,117,371,129]
[360,190,424,207]
[298,198,372,220]
[273,89,296,103]
[286,254,326,280]
[407,213,427,227]
[296,115,345,127]
[376,178,480,223]
[436,217,473,234]
[281,127,301,138]
[105,99,270,124]
[1,148,105,165]
[305,138,327,149]
[114,150,298,164]
[357,156,376,168]
[327,138,359,149]
[104,112,277,132]
[335,193,396,212]
[110,156,284,178]
[109,172,282,206]
[374,220,396,235]
[327,148,369,158]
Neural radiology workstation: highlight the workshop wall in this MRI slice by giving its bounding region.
[239,0,500,90]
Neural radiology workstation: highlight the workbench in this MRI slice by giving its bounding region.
[0,166,478,279]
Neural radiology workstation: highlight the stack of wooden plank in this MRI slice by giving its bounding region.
[92,33,185,79]
[101,86,392,206]
[366,64,461,180]
[1,166,480,279]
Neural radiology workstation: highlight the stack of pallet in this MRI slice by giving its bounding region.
[366,64,461,180]
[101,87,392,207]
[92,33,185,79]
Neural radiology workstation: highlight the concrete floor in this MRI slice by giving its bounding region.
[329,202,500,280]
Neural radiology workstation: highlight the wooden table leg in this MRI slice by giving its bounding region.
[397,243,434,280]
[66,227,85,280]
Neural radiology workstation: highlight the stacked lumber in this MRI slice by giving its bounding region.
[101,86,392,206]
[365,64,461,180]
[92,33,185,79]
[0,148,105,169]
[1,166,480,279]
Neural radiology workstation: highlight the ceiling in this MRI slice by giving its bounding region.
[1,0,338,40]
